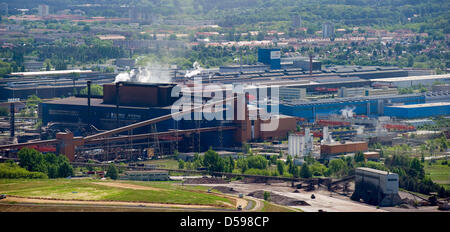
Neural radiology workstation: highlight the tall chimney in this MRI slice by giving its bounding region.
[309,54,313,76]
[115,82,120,128]
[9,103,14,138]
[87,81,92,125]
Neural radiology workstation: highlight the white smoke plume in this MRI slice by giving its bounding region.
[340,106,355,118]
[185,61,203,78]
[114,63,172,83]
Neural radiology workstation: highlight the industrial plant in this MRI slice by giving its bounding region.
[1,47,449,212]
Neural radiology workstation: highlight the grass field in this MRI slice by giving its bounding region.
[0,179,234,208]
[142,159,179,169]
[424,160,450,190]
[261,201,301,212]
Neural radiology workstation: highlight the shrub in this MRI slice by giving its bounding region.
[263,191,271,201]
[0,163,48,179]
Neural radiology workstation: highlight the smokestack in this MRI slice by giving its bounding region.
[115,82,121,128]
[87,81,91,125]
[9,103,14,138]
[309,54,313,76]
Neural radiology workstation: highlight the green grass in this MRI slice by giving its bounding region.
[424,160,450,190]
[141,159,179,169]
[261,201,301,212]
[0,179,233,207]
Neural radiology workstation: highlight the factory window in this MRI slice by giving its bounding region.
[110,113,126,119]
[388,179,397,182]
[127,114,141,120]
[49,110,79,116]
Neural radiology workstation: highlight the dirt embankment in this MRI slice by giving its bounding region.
[183,177,229,184]
[212,186,238,194]
[248,190,310,206]
[0,196,216,209]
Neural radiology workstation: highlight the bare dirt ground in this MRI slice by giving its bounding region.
[0,202,217,212]
[186,181,386,212]
[0,196,216,209]
[91,181,166,191]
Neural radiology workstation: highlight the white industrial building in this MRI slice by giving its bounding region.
[321,126,335,145]
[288,128,313,157]
[371,74,450,88]
[280,87,306,101]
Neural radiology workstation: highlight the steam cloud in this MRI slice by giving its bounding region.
[185,61,202,78]
[340,106,355,118]
[114,63,172,83]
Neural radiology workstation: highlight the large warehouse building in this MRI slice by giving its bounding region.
[371,74,450,88]
[279,94,426,122]
[384,102,450,119]
[40,82,299,153]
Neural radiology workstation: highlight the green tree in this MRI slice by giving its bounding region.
[247,155,268,169]
[26,95,42,107]
[299,163,312,178]
[277,160,285,175]
[106,164,119,180]
[328,159,347,177]
[354,152,365,163]
[236,158,248,173]
[18,148,47,173]
[178,159,185,169]
[0,107,9,116]
[57,161,73,178]
[203,148,225,175]
[263,191,271,201]
[80,84,103,96]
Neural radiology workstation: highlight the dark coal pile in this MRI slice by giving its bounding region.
[183,177,229,184]
[247,190,310,206]
[212,186,238,194]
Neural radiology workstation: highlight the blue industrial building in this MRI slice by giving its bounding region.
[279,94,426,122]
[384,102,450,119]
[258,48,281,70]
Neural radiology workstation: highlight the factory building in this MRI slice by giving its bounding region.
[320,141,368,158]
[280,94,425,122]
[337,87,398,98]
[384,102,450,119]
[40,82,299,154]
[219,64,269,73]
[352,167,401,206]
[258,48,281,70]
[371,74,450,88]
[0,71,115,101]
[279,87,306,101]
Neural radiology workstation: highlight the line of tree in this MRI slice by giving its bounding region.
[0,160,48,179]
[17,148,74,178]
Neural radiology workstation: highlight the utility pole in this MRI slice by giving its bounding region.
[10,103,14,138]
[87,81,91,126]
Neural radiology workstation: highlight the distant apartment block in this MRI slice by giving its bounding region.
[291,15,302,28]
[322,22,335,38]
[38,4,50,17]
